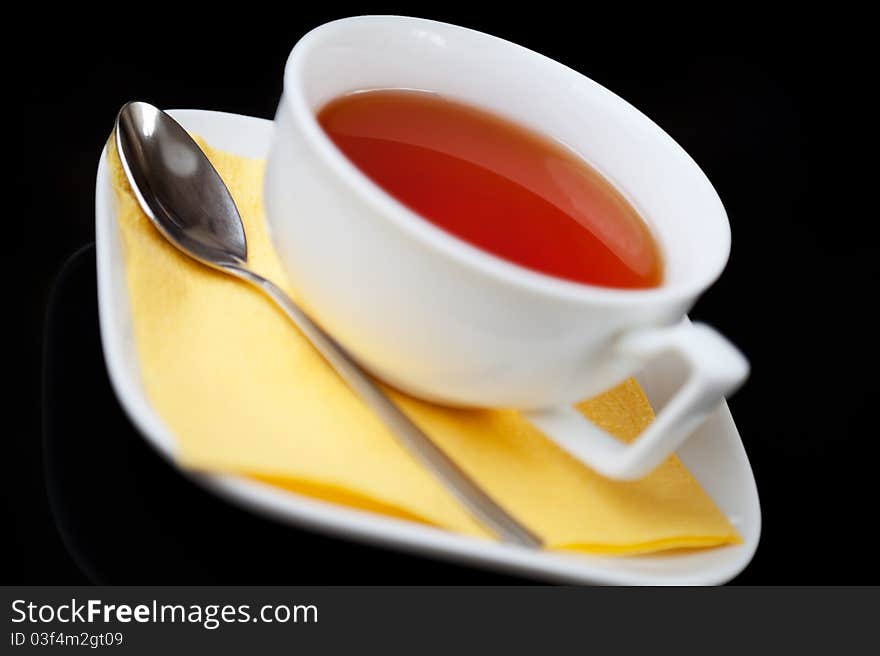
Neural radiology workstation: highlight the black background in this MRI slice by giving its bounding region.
[7,8,877,584]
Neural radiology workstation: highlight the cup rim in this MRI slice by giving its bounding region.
[282,15,731,307]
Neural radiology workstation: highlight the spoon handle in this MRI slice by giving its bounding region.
[230,266,542,548]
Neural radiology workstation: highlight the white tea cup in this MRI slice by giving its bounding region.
[264,16,749,480]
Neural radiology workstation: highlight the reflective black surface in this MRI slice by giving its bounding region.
[42,245,527,583]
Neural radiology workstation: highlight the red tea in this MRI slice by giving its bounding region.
[317,90,662,289]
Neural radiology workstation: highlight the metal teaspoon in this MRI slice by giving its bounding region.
[114,101,541,548]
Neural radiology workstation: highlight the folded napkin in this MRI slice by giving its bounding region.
[108,136,739,554]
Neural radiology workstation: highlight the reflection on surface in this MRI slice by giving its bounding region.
[43,245,524,584]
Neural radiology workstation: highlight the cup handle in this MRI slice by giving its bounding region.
[523,321,749,480]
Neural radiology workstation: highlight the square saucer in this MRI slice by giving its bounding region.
[96,108,760,585]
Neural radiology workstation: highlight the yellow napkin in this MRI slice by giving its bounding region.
[108,136,739,554]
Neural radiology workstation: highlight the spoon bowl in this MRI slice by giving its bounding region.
[116,101,247,269]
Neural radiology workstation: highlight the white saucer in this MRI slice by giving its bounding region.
[95,108,760,585]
